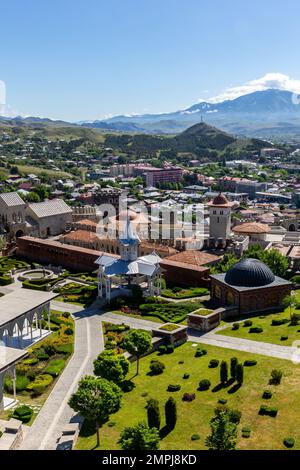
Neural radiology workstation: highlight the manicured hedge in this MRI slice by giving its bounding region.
[44,359,66,377]
[167,384,181,392]
[27,374,53,395]
[259,405,278,417]
[12,405,33,423]
[283,437,295,448]
[244,360,257,367]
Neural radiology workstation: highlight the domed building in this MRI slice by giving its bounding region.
[210,258,291,315]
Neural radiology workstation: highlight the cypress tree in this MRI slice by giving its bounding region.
[220,361,228,385]
[147,398,160,430]
[230,357,238,379]
[165,397,177,430]
[236,363,244,386]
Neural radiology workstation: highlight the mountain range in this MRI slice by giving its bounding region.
[1,88,300,139]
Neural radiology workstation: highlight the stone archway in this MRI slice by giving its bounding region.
[289,224,296,232]
[15,229,24,238]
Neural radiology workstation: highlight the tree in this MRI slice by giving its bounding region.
[93,349,129,385]
[68,375,122,448]
[220,361,228,385]
[25,191,40,203]
[230,357,238,379]
[147,398,160,430]
[282,294,297,321]
[123,329,152,375]
[34,184,49,201]
[165,397,177,430]
[244,244,288,278]
[119,422,160,450]
[205,408,237,451]
[236,363,244,386]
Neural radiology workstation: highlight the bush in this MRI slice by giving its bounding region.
[54,343,73,355]
[280,336,288,341]
[149,360,165,375]
[167,384,181,392]
[232,323,240,330]
[158,345,167,355]
[198,379,211,391]
[242,427,251,438]
[121,380,135,392]
[228,409,242,424]
[262,390,273,399]
[4,375,30,393]
[147,398,160,430]
[209,359,219,368]
[271,319,289,326]
[64,327,73,336]
[259,405,278,417]
[45,359,66,377]
[269,369,283,385]
[166,344,175,354]
[183,373,190,379]
[218,398,227,405]
[36,353,50,361]
[244,320,253,327]
[165,397,177,430]
[44,343,56,356]
[244,360,257,367]
[22,358,39,366]
[191,434,200,441]
[12,405,33,423]
[195,347,207,358]
[27,374,53,395]
[249,327,263,333]
[182,393,196,402]
[283,437,295,448]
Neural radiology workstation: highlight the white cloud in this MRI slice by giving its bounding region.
[206,73,300,103]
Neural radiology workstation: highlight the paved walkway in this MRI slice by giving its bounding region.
[20,302,104,450]
[188,331,298,361]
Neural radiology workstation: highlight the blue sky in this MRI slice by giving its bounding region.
[1,0,300,121]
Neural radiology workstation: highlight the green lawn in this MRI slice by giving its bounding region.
[217,291,300,346]
[76,341,300,451]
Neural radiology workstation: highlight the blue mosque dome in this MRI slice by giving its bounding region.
[224,258,275,288]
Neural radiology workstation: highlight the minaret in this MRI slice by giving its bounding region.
[208,193,234,248]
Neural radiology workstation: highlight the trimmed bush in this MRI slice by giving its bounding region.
[269,369,283,385]
[243,320,253,327]
[228,409,242,424]
[27,374,53,395]
[158,345,167,355]
[195,347,207,358]
[271,319,289,326]
[283,437,295,448]
[36,353,50,361]
[64,327,73,336]
[198,379,211,391]
[262,390,273,399]
[54,343,73,355]
[183,373,190,379]
[280,336,288,341]
[249,327,263,333]
[242,427,251,438]
[182,393,196,402]
[191,434,200,441]
[45,359,66,377]
[121,380,135,392]
[167,384,181,392]
[12,405,33,423]
[22,358,39,366]
[209,359,219,368]
[4,375,29,393]
[165,397,177,430]
[244,360,257,367]
[232,323,239,330]
[149,360,165,376]
[259,405,278,417]
[147,398,160,430]
[166,344,175,354]
[218,398,227,405]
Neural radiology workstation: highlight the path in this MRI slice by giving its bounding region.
[20,301,104,450]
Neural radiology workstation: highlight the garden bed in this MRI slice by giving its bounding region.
[161,287,209,300]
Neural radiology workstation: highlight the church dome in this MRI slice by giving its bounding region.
[224,258,275,288]
[212,193,229,205]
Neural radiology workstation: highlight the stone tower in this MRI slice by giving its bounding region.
[208,193,234,248]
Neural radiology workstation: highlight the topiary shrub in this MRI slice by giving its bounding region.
[228,409,242,424]
[244,320,253,327]
[167,384,181,392]
[195,347,207,358]
[121,380,135,392]
[183,373,190,379]
[262,390,273,399]
[271,319,289,326]
[182,392,196,402]
[4,375,30,393]
[22,358,39,366]
[242,427,251,438]
[209,359,219,368]
[158,345,167,355]
[280,336,288,341]
[232,323,240,330]
[259,405,278,417]
[283,437,295,448]
[45,359,66,377]
[198,379,211,391]
[244,360,257,367]
[166,344,175,354]
[218,398,227,405]
[249,327,263,333]
[44,343,56,356]
[191,434,200,441]
[149,360,165,375]
[36,353,50,361]
[27,374,53,396]
[64,327,73,336]
[12,405,33,423]
[269,369,283,385]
